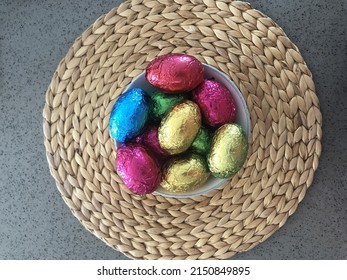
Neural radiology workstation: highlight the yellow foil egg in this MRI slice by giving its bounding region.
[161,154,210,193]
[158,100,201,155]
[208,123,248,178]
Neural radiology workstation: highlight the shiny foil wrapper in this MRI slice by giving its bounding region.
[135,124,170,161]
[109,88,149,142]
[208,124,248,178]
[158,100,201,155]
[191,126,212,155]
[192,79,237,127]
[161,153,210,193]
[145,53,204,93]
[149,90,185,120]
[116,144,161,195]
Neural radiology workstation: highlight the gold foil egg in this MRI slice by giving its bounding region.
[161,153,210,193]
[158,100,201,155]
[208,123,248,178]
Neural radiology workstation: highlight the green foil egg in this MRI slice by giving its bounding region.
[158,100,201,155]
[149,91,185,120]
[161,153,210,193]
[191,126,212,155]
[208,123,248,178]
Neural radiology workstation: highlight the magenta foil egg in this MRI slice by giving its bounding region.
[135,125,170,161]
[116,144,161,195]
[192,79,237,127]
[145,53,204,93]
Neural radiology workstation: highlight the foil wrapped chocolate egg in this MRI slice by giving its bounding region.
[158,100,201,155]
[208,124,248,178]
[191,126,212,155]
[145,53,204,93]
[135,124,170,161]
[161,154,210,193]
[192,79,237,127]
[116,144,161,195]
[109,88,149,142]
[149,90,185,120]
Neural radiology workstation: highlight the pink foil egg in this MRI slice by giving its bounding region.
[116,144,161,195]
[135,125,170,161]
[145,53,204,93]
[192,79,237,127]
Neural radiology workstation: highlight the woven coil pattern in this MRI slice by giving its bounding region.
[43,0,322,259]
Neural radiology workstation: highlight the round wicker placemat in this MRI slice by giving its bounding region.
[43,0,322,259]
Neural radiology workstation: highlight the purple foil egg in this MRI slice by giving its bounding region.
[192,79,237,127]
[116,144,161,195]
[135,125,170,161]
[145,53,204,93]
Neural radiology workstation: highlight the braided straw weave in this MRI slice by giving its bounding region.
[43,0,322,259]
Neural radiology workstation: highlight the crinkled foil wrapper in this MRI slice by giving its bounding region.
[116,144,161,195]
[192,79,237,127]
[161,154,210,192]
[145,53,204,93]
[109,88,149,142]
[208,124,248,178]
[191,126,212,155]
[158,100,201,155]
[149,91,185,120]
[134,124,170,161]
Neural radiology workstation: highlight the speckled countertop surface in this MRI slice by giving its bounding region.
[0,0,346,259]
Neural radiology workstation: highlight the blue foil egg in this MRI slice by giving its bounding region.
[109,88,149,142]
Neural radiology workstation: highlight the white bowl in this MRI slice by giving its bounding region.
[122,64,251,198]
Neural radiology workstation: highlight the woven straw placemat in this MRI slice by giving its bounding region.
[43,0,322,259]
